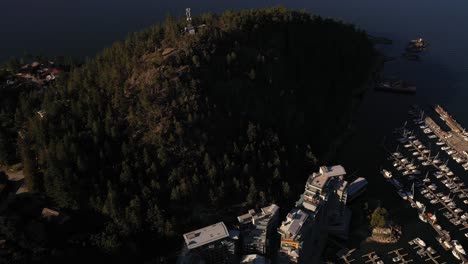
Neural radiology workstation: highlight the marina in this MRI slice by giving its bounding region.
[380,105,468,263]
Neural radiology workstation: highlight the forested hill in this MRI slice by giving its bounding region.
[2,7,376,262]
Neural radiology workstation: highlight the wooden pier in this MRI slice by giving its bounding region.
[388,248,413,263]
[361,252,383,264]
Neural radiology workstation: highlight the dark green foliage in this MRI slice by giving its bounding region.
[370,206,388,228]
[0,7,376,261]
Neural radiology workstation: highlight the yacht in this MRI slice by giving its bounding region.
[418,213,427,223]
[424,193,434,199]
[436,141,445,145]
[381,169,392,179]
[443,240,453,249]
[452,249,461,260]
[428,212,436,222]
[453,240,466,255]
[414,237,426,247]
[422,161,431,166]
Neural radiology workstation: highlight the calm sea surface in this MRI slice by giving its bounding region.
[2,0,468,259]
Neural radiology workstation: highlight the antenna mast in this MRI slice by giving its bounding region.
[186,8,192,28]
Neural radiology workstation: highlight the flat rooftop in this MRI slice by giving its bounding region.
[308,165,347,190]
[183,222,229,250]
[319,165,346,178]
[279,208,309,238]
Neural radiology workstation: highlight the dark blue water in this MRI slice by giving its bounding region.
[3,0,468,259]
[2,1,467,119]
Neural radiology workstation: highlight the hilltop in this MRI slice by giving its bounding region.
[0,7,377,262]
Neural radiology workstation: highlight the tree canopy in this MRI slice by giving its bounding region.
[0,7,376,262]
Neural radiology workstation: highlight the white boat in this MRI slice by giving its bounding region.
[403,170,412,175]
[452,249,461,260]
[411,169,421,174]
[404,143,412,148]
[453,240,466,255]
[393,152,403,158]
[422,161,431,166]
[381,169,392,179]
[412,151,420,156]
[443,240,453,249]
[419,213,427,222]
[422,149,430,154]
[436,141,445,145]
[428,134,437,139]
[414,237,426,247]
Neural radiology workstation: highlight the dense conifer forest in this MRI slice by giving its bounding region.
[0,7,377,263]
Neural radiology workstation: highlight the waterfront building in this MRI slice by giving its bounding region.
[278,165,351,263]
[237,204,280,257]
